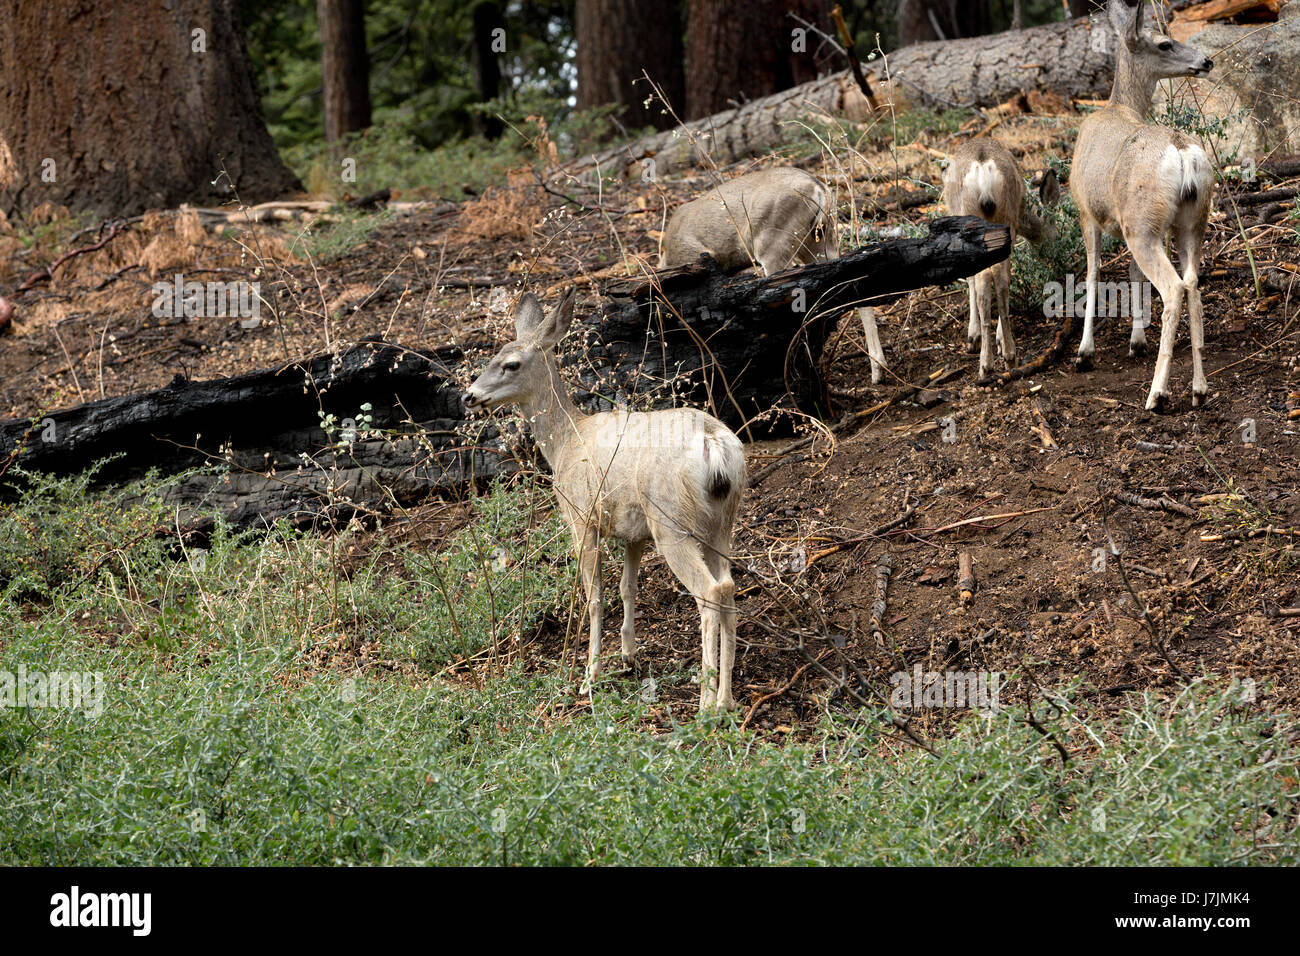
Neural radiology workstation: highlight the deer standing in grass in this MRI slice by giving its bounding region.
[941,138,1060,378]
[659,166,891,383]
[1073,0,1214,410]
[463,290,747,711]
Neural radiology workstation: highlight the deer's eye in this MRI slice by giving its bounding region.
[1158,40,1173,51]
[502,360,521,373]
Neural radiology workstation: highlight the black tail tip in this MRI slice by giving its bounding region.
[980,199,997,217]
[1181,184,1198,203]
[708,474,732,499]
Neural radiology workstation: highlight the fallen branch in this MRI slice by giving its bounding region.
[975,309,1075,388]
[740,652,829,732]
[1200,525,1300,542]
[807,502,921,567]
[16,221,128,293]
[870,552,894,645]
[904,506,1056,538]
[1114,488,1199,519]
[957,551,976,604]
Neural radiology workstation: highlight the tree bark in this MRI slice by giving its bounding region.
[684,0,834,120]
[0,218,1009,529]
[566,10,1115,181]
[0,0,301,218]
[318,0,372,145]
[471,2,505,139]
[576,0,686,131]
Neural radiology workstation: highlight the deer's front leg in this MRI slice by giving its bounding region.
[577,528,603,694]
[619,540,644,666]
[995,259,1016,368]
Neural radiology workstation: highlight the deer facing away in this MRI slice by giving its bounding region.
[464,291,747,711]
[1073,0,1214,410]
[940,137,1061,378]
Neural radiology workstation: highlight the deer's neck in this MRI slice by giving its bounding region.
[521,353,585,468]
[1110,51,1157,117]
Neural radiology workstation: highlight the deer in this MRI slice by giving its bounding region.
[659,167,837,276]
[463,289,747,711]
[1072,0,1215,411]
[658,166,892,383]
[940,138,1061,378]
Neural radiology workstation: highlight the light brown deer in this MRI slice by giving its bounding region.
[1073,0,1214,410]
[941,138,1060,378]
[464,290,747,711]
[659,167,837,275]
[659,167,894,382]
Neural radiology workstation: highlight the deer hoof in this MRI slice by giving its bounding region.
[1075,353,1095,372]
[1192,390,1207,409]
[1145,391,1172,414]
[965,337,979,355]
[1129,341,1147,359]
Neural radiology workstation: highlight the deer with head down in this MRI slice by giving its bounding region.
[659,166,891,382]
[941,137,1061,378]
[463,290,747,711]
[1073,0,1215,410]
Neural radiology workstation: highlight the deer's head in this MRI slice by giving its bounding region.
[1109,0,1213,80]
[463,290,575,413]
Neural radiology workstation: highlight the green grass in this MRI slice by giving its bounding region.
[1,470,1296,865]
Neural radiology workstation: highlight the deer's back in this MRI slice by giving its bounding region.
[942,138,1025,230]
[661,168,833,272]
[552,408,742,543]
[1073,105,1210,238]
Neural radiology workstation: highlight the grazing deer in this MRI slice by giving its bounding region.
[659,167,837,276]
[659,166,893,383]
[940,138,1061,378]
[1073,0,1214,410]
[463,290,747,711]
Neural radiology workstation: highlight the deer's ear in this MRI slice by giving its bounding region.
[513,293,546,341]
[1108,0,1142,44]
[536,288,576,349]
[1039,168,1061,207]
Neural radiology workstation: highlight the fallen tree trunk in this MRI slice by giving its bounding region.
[0,216,1008,530]
[585,216,1010,432]
[563,12,1115,182]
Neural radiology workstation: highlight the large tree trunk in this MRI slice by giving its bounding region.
[684,0,833,120]
[566,10,1116,182]
[317,0,372,146]
[471,1,505,139]
[0,0,301,218]
[576,0,686,131]
[0,217,1008,530]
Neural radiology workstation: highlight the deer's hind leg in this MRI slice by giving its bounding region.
[1129,233,1186,412]
[1076,218,1103,369]
[576,526,604,694]
[995,258,1016,368]
[1176,216,1209,406]
[651,521,734,711]
[619,539,645,666]
[701,533,738,713]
